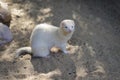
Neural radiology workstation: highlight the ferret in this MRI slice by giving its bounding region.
[15,19,75,58]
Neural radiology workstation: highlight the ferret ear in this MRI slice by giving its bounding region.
[71,20,75,26]
[60,21,65,28]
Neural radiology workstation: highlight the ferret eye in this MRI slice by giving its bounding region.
[65,26,68,28]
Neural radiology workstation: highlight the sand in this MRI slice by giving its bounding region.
[0,0,120,80]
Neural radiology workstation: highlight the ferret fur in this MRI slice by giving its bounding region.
[15,19,75,58]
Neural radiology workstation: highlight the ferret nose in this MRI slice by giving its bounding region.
[68,29,72,33]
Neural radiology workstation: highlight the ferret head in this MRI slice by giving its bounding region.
[60,19,75,36]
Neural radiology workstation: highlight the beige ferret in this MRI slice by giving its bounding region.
[15,19,75,58]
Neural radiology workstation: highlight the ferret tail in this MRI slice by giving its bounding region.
[15,47,32,58]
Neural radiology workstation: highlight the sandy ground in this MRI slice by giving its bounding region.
[0,0,120,80]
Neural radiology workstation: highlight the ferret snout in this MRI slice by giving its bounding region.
[68,29,72,33]
[68,27,74,33]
